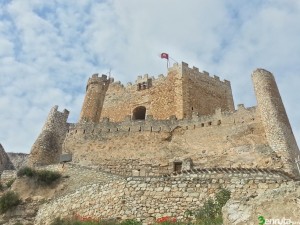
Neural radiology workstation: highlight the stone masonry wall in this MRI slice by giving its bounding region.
[63,106,283,176]
[100,62,234,122]
[79,74,110,123]
[28,106,69,166]
[100,66,183,122]
[181,62,235,118]
[35,170,290,225]
[252,69,300,178]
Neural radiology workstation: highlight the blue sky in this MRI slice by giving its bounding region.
[0,0,300,153]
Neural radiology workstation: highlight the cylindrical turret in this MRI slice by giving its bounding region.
[252,69,300,178]
[79,74,109,123]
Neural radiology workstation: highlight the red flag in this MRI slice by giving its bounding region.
[161,53,169,60]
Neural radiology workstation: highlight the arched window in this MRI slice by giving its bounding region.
[132,106,146,120]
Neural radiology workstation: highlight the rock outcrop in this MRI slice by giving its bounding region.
[0,144,15,171]
[7,153,28,170]
[223,181,300,225]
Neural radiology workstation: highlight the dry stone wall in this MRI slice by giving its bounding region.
[35,170,290,225]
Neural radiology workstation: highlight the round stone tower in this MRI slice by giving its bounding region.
[252,69,300,178]
[79,74,110,123]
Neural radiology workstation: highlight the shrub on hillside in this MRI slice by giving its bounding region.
[17,166,61,185]
[17,166,36,177]
[36,170,61,185]
[193,188,231,225]
[6,179,16,188]
[0,191,21,214]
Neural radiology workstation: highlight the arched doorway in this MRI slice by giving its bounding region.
[132,106,146,120]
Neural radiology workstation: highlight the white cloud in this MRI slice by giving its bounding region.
[0,0,299,153]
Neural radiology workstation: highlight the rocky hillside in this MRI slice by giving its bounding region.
[223,181,300,225]
[0,144,14,171]
[7,153,28,170]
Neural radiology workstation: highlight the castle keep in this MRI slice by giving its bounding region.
[27,62,300,179]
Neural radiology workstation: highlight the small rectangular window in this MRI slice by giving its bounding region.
[174,162,182,172]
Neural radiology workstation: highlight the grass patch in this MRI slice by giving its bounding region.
[6,179,15,188]
[51,218,143,225]
[0,191,21,214]
[17,166,61,185]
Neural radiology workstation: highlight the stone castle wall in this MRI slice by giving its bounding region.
[62,105,283,176]
[79,74,110,123]
[35,169,291,225]
[181,62,234,118]
[100,62,234,122]
[100,66,183,122]
[28,106,69,166]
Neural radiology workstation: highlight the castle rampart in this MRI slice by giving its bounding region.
[28,106,69,166]
[63,106,281,176]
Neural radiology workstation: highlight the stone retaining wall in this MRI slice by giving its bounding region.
[35,170,289,225]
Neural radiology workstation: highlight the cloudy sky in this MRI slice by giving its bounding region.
[0,0,299,153]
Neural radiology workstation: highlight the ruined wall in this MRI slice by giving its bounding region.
[63,106,282,176]
[28,106,69,166]
[35,170,290,225]
[181,62,235,118]
[252,69,300,178]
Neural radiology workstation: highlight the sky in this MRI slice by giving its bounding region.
[0,0,300,153]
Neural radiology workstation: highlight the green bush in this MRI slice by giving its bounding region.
[36,170,61,185]
[193,188,231,225]
[0,191,21,214]
[17,166,36,177]
[0,183,3,191]
[17,167,61,185]
[119,219,142,225]
[6,179,15,188]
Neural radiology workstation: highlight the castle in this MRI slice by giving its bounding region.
[27,62,300,179]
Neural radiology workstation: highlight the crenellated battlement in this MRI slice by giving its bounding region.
[179,61,231,87]
[67,105,259,137]
[87,74,109,86]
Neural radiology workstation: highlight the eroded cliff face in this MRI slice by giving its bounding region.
[0,144,15,171]
[223,181,300,225]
